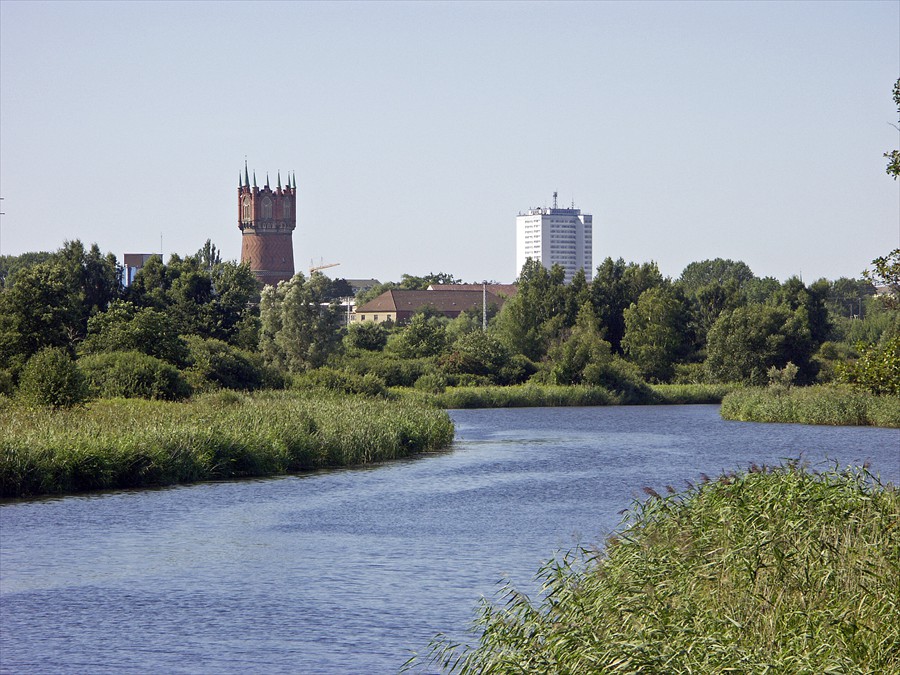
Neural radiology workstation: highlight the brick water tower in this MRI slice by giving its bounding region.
[238,163,296,285]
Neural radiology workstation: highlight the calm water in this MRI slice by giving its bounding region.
[1,405,898,674]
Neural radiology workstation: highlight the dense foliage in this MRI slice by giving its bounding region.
[413,464,900,673]
[1,236,896,409]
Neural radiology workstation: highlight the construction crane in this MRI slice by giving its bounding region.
[309,259,340,275]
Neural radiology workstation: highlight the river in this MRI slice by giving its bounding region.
[1,405,898,674]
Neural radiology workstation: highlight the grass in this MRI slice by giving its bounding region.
[411,463,900,673]
[721,385,900,427]
[396,383,734,409]
[0,390,454,499]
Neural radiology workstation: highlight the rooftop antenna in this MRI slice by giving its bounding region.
[552,191,558,209]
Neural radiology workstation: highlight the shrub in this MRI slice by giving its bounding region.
[16,347,88,408]
[583,356,652,404]
[79,350,190,401]
[414,373,447,394]
[184,335,274,392]
[345,322,389,351]
[340,351,433,387]
[293,367,387,397]
[838,336,900,395]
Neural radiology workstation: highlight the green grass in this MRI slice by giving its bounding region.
[0,390,454,499]
[721,385,900,427]
[412,463,900,673]
[396,383,735,410]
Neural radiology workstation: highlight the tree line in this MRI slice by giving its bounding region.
[1,236,896,405]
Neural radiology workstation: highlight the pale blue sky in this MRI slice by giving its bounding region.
[1,0,897,283]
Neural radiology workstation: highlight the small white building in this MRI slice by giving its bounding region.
[516,193,592,283]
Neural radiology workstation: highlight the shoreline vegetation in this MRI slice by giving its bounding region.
[398,382,736,409]
[0,390,454,500]
[721,385,900,428]
[3,381,898,500]
[412,463,900,673]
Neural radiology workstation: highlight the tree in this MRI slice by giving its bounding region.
[80,300,189,365]
[838,335,900,395]
[0,240,119,370]
[825,277,876,319]
[677,259,755,351]
[622,286,688,382]
[705,304,815,385]
[441,330,511,380]
[885,78,900,179]
[127,249,258,344]
[544,303,614,385]
[492,259,567,360]
[345,321,389,351]
[590,258,666,353]
[399,272,462,289]
[259,272,342,372]
[678,259,755,294]
[864,249,900,309]
[388,313,448,358]
[16,347,88,408]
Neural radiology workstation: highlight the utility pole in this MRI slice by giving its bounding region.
[482,281,487,331]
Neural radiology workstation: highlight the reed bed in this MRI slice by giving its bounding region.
[721,385,900,427]
[0,390,454,498]
[414,463,900,673]
[400,383,734,409]
[429,384,619,409]
[649,383,736,404]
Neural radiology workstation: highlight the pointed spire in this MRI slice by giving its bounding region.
[244,161,250,188]
[292,172,296,189]
[277,171,281,190]
[253,171,257,188]
[266,173,270,188]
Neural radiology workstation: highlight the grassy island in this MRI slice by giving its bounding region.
[0,390,454,499]
[416,464,900,673]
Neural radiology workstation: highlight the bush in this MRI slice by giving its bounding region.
[16,347,88,408]
[184,335,280,392]
[293,367,387,397]
[838,336,900,395]
[79,351,190,401]
[345,322,389,351]
[414,373,447,394]
[340,351,434,387]
[583,356,652,404]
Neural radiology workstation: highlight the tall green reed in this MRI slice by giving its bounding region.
[0,390,454,498]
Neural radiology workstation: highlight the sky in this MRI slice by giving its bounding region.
[1,1,898,284]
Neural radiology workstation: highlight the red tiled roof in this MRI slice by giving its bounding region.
[356,289,502,314]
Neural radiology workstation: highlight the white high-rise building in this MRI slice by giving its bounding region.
[516,193,593,283]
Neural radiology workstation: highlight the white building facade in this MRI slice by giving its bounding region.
[516,197,593,283]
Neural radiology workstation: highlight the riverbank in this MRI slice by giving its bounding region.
[418,463,900,673]
[721,385,900,427]
[0,390,454,499]
[397,382,735,409]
